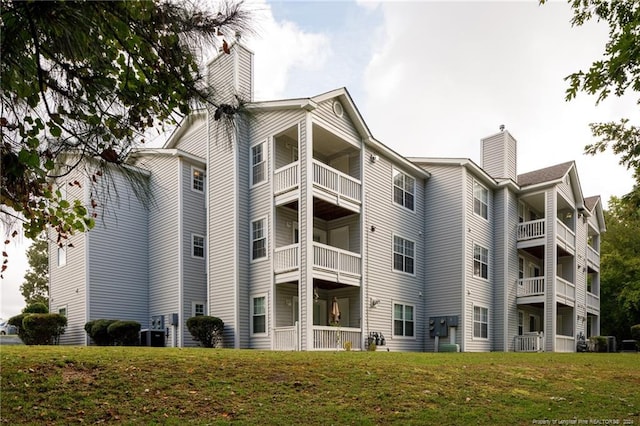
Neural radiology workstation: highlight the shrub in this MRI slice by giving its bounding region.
[23,302,49,314]
[589,336,608,352]
[631,324,640,341]
[186,316,223,348]
[107,321,141,346]
[20,314,67,345]
[7,314,29,342]
[85,319,118,346]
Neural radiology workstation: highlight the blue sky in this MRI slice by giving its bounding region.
[1,0,636,319]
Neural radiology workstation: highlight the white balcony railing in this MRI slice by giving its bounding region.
[556,276,575,303]
[274,244,299,273]
[274,162,299,195]
[514,332,544,352]
[556,219,576,250]
[587,292,600,312]
[312,160,361,204]
[587,245,600,268]
[517,219,545,241]
[313,326,362,350]
[555,335,575,352]
[313,242,361,278]
[517,277,545,297]
[273,323,299,351]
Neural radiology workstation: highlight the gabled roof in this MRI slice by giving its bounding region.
[517,161,573,187]
[162,110,207,150]
[584,195,600,211]
[584,195,606,232]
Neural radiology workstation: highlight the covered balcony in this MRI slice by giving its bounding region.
[514,332,544,352]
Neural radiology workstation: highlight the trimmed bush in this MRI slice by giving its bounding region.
[20,314,67,345]
[85,319,118,346]
[186,316,223,348]
[23,302,49,314]
[631,324,640,341]
[107,321,141,346]
[589,336,608,352]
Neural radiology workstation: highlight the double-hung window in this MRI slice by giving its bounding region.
[473,306,489,339]
[393,236,415,275]
[192,167,205,193]
[58,246,67,267]
[393,303,414,337]
[193,302,205,317]
[251,142,266,186]
[251,295,267,334]
[393,169,415,211]
[192,234,205,259]
[251,218,267,260]
[473,180,488,219]
[473,243,488,279]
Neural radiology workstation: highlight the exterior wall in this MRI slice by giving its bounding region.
[463,170,494,352]
[544,189,557,351]
[49,172,89,345]
[363,147,426,352]
[420,164,464,352]
[575,208,588,339]
[180,157,207,347]
[313,98,360,144]
[173,120,207,159]
[480,131,517,181]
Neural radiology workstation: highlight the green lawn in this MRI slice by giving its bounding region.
[0,346,638,425]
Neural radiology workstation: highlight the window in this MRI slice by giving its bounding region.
[473,244,488,279]
[473,180,488,219]
[518,311,524,335]
[192,302,205,317]
[251,218,267,260]
[192,234,205,258]
[393,236,415,275]
[393,303,414,337]
[251,295,267,334]
[473,306,488,339]
[251,142,266,186]
[57,246,67,267]
[518,257,524,280]
[393,169,415,211]
[58,306,67,317]
[192,167,205,193]
[518,202,525,223]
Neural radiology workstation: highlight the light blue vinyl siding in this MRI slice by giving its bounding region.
[364,148,425,352]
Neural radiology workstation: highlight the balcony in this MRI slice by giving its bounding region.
[587,245,600,269]
[312,160,361,212]
[556,219,575,253]
[274,162,299,195]
[555,335,575,352]
[517,277,545,297]
[517,219,545,242]
[587,291,600,314]
[514,332,544,352]
[556,276,575,306]
[273,323,299,351]
[274,242,361,286]
[313,326,362,350]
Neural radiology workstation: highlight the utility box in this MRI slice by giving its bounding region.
[429,316,459,338]
[141,329,165,347]
[169,313,179,326]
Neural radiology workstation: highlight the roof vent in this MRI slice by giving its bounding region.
[499,124,505,132]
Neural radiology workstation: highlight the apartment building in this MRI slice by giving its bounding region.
[49,43,603,352]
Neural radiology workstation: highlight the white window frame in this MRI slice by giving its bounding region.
[392,302,415,339]
[250,141,267,188]
[192,301,206,317]
[57,246,67,268]
[251,217,268,261]
[58,305,68,317]
[392,168,415,212]
[473,243,489,280]
[518,256,525,280]
[473,180,488,220]
[251,293,268,336]
[473,305,489,340]
[191,234,205,259]
[392,234,415,276]
[191,166,205,193]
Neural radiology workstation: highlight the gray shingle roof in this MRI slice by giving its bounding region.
[584,195,600,211]
[517,161,574,187]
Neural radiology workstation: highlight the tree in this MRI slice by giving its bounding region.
[599,197,640,342]
[1,0,251,270]
[20,234,49,306]
[552,0,640,205]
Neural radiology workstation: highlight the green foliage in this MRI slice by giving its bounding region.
[589,336,608,352]
[0,0,251,248]
[600,197,640,342]
[553,0,640,206]
[84,319,118,346]
[106,320,141,346]
[20,235,49,306]
[631,324,640,341]
[22,301,48,314]
[19,313,67,345]
[186,316,223,348]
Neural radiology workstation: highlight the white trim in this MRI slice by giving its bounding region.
[473,179,489,220]
[472,242,489,281]
[391,167,416,213]
[190,165,205,193]
[250,216,268,262]
[192,301,206,317]
[57,246,67,268]
[391,233,416,277]
[472,304,489,340]
[460,167,467,351]
[57,304,68,317]
[251,293,269,336]
[178,160,184,348]
[250,139,268,189]
[391,301,416,340]
[191,233,205,259]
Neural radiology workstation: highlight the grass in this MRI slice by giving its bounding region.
[0,347,638,425]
